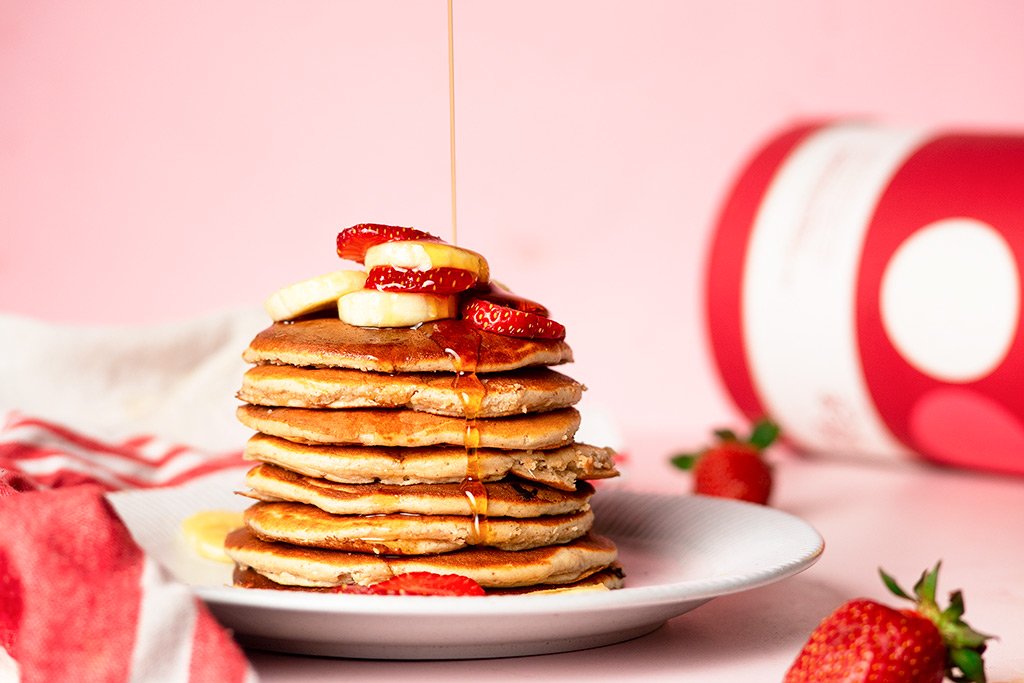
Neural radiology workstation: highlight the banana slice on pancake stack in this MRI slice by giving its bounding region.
[226,224,623,595]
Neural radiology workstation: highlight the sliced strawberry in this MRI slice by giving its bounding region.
[336,224,442,264]
[367,572,485,596]
[365,265,477,294]
[462,298,566,340]
[471,282,549,316]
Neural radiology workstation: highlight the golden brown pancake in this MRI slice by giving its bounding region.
[488,566,626,594]
[242,433,619,490]
[243,501,594,554]
[241,318,573,373]
[232,564,625,594]
[243,463,595,517]
[237,365,584,417]
[236,405,580,450]
[225,527,618,588]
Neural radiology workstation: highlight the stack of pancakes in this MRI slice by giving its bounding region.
[225,316,623,593]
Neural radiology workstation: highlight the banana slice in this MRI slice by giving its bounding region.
[364,241,490,284]
[264,270,367,321]
[338,289,458,327]
[181,510,244,563]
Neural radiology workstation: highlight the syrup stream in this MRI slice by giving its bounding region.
[443,9,485,544]
[447,0,458,245]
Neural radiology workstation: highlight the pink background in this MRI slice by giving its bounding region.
[5,1,1024,448]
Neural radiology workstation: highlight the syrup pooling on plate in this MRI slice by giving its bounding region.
[419,320,490,545]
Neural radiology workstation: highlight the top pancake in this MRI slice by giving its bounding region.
[242,318,573,373]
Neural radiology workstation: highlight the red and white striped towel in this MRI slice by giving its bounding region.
[0,411,257,683]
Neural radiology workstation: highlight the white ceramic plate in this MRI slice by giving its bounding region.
[108,469,823,660]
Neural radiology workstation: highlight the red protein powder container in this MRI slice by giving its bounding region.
[707,122,1024,475]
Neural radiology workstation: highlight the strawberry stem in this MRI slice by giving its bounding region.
[880,562,993,683]
[713,428,738,442]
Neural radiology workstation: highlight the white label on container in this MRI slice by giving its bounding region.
[742,123,928,458]
[880,218,1020,384]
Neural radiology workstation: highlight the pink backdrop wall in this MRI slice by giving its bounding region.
[4,1,1024,447]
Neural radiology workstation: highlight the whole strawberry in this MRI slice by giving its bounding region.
[785,562,991,683]
[671,419,779,504]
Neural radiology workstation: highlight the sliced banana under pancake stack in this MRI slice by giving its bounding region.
[225,224,623,595]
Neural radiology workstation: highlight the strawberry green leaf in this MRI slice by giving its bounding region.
[670,454,698,470]
[949,647,986,683]
[748,419,780,449]
[915,562,941,606]
[879,567,913,600]
[944,589,966,621]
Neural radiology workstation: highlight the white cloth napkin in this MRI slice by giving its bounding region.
[0,309,269,683]
[0,309,266,451]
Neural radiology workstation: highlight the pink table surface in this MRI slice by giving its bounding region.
[247,434,1024,682]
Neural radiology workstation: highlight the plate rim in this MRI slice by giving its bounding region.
[188,490,825,618]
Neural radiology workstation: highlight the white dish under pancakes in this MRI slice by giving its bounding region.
[108,468,824,660]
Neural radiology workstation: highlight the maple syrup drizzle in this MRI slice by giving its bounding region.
[418,320,489,545]
[447,0,458,245]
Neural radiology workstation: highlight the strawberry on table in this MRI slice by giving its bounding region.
[462,297,566,340]
[785,562,992,683]
[670,419,778,504]
[336,224,442,264]
[366,572,486,597]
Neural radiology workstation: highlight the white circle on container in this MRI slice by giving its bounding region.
[880,218,1020,383]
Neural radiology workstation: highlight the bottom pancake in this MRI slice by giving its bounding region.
[244,501,595,554]
[225,527,618,588]
[233,564,626,595]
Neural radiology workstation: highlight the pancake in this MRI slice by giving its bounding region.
[243,501,594,554]
[488,566,626,594]
[243,433,619,490]
[225,527,618,588]
[243,463,595,517]
[232,564,625,594]
[237,365,584,417]
[241,318,573,373]
[236,405,580,450]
